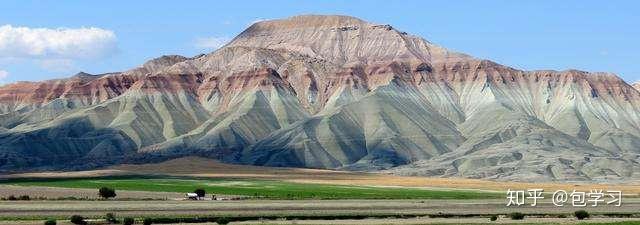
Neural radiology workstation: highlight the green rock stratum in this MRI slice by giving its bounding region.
[1,15,639,182]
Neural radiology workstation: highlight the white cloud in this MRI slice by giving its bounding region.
[0,25,117,59]
[0,70,8,83]
[194,37,230,50]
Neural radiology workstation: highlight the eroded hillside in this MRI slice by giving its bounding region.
[1,15,639,182]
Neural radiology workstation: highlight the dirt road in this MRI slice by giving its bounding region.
[2,199,640,217]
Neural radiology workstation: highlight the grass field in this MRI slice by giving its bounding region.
[4,158,640,224]
[0,176,502,200]
[6,157,640,196]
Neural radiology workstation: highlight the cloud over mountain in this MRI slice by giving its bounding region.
[0,25,117,59]
[0,15,639,182]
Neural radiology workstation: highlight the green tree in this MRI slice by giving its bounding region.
[69,215,86,225]
[509,212,524,220]
[123,217,134,225]
[194,188,206,198]
[98,187,117,199]
[44,219,56,225]
[105,212,118,223]
[574,210,590,220]
[216,217,230,225]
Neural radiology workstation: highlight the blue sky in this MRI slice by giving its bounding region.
[0,0,638,84]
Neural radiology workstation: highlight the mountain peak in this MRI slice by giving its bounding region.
[71,71,93,78]
[140,55,189,74]
[228,14,467,66]
[2,15,639,182]
[251,15,368,29]
[633,81,640,91]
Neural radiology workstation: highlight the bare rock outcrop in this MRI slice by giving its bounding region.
[0,15,639,182]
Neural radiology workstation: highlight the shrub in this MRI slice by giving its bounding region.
[143,218,153,225]
[69,215,86,225]
[98,187,117,199]
[489,215,498,221]
[18,195,30,200]
[194,188,206,198]
[123,217,134,225]
[105,213,117,223]
[44,219,56,225]
[216,217,230,225]
[7,195,17,201]
[509,212,525,220]
[575,210,590,220]
[558,214,567,218]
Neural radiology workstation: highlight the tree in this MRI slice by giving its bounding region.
[98,187,117,199]
[105,213,118,223]
[69,215,86,225]
[123,217,135,225]
[574,210,590,220]
[215,217,230,225]
[44,219,56,225]
[143,218,153,225]
[489,215,498,221]
[509,212,524,220]
[194,188,206,198]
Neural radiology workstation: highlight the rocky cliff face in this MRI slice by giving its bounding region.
[1,15,639,181]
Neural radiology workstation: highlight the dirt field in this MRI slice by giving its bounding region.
[3,157,640,224]
[2,218,640,225]
[4,157,640,195]
[2,199,640,224]
[0,184,185,200]
[2,199,640,217]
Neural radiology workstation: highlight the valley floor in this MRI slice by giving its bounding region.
[4,157,640,194]
[3,157,640,224]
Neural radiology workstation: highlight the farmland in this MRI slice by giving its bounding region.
[3,199,640,224]
[3,157,640,224]
[0,176,501,200]
[6,157,640,194]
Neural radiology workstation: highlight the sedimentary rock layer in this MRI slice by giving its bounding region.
[0,15,639,182]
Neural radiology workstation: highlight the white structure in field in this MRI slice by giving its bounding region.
[185,193,199,200]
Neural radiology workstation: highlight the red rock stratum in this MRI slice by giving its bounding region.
[1,15,639,182]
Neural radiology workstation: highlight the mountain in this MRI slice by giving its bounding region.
[634,81,640,91]
[1,15,639,182]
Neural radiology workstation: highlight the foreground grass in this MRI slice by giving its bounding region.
[2,218,640,225]
[397,223,640,225]
[0,176,500,200]
[436,223,640,225]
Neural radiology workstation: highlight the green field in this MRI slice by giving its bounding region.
[0,176,501,200]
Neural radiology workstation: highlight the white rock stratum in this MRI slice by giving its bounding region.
[0,15,639,182]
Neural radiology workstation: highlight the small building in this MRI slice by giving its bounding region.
[185,193,199,200]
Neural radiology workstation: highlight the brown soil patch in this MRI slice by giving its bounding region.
[4,157,640,194]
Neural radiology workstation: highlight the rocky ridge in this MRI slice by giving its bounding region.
[0,15,639,182]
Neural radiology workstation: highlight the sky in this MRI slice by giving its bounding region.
[0,0,638,84]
